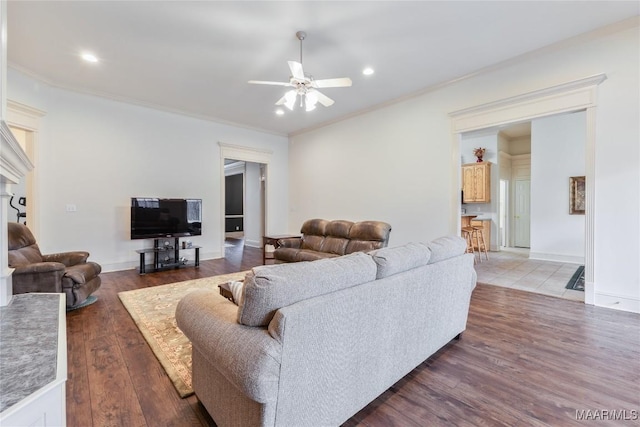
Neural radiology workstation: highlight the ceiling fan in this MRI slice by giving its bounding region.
[248,31,352,112]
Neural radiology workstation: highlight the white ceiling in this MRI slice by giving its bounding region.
[499,122,532,139]
[7,1,639,136]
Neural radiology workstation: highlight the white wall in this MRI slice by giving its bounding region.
[7,69,289,272]
[289,97,451,246]
[289,22,639,312]
[530,112,586,263]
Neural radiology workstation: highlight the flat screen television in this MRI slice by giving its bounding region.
[131,197,202,240]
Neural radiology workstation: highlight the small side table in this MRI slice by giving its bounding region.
[262,234,301,264]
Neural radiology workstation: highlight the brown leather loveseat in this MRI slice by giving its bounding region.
[274,219,392,263]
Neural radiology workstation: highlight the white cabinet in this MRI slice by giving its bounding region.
[0,294,67,426]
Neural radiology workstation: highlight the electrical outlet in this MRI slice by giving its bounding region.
[65,204,77,212]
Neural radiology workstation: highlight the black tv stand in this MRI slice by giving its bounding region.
[136,237,200,274]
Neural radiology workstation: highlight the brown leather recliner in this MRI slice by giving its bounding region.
[7,222,101,308]
[274,219,392,263]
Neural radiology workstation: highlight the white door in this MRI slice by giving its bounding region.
[499,179,508,247]
[514,180,531,248]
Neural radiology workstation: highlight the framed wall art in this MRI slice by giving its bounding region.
[569,176,585,215]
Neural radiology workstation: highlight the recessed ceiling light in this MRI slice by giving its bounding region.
[275,109,285,116]
[362,67,374,76]
[81,52,98,63]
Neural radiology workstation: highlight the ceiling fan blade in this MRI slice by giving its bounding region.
[313,89,335,107]
[312,77,352,88]
[288,61,305,81]
[248,80,292,86]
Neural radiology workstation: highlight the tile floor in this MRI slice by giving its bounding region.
[474,247,584,302]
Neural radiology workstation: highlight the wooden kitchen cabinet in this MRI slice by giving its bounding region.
[462,162,491,203]
[470,219,491,251]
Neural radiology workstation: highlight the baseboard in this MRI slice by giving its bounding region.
[101,261,138,273]
[528,252,584,264]
[594,292,640,314]
[244,239,261,248]
[101,251,223,273]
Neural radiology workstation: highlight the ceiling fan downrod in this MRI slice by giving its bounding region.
[296,31,306,66]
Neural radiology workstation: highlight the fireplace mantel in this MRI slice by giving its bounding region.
[1,119,34,306]
[1,119,33,185]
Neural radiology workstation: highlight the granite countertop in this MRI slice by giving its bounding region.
[0,294,61,412]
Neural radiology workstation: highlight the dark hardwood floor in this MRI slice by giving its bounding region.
[67,240,640,426]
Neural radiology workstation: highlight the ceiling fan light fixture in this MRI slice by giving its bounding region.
[305,91,319,111]
[283,90,297,110]
[81,52,98,63]
[249,30,350,112]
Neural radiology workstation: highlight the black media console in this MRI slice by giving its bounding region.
[136,237,200,274]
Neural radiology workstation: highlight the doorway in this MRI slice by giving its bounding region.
[223,159,266,250]
[7,100,45,239]
[450,74,606,305]
[218,142,272,259]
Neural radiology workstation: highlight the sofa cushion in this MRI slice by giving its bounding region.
[300,219,329,251]
[428,236,467,264]
[348,221,391,241]
[300,218,329,236]
[63,262,101,285]
[325,220,353,238]
[237,252,377,327]
[369,242,432,279]
[8,244,44,266]
[295,250,338,262]
[7,222,38,251]
[301,235,325,252]
[320,237,349,255]
[273,247,300,262]
[345,221,392,254]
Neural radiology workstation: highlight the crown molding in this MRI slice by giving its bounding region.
[7,64,288,138]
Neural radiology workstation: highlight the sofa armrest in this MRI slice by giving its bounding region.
[277,237,302,249]
[175,289,282,403]
[11,262,65,293]
[42,251,90,267]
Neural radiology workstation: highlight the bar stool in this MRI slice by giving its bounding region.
[461,226,478,263]
[472,225,489,261]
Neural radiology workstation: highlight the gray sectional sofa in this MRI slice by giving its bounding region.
[176,236,476,427]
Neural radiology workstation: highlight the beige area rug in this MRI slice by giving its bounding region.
[118,271,247,398]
